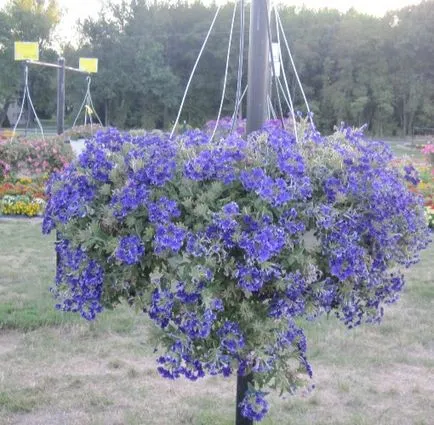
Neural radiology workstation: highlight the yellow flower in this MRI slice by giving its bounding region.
[18,177,33,185]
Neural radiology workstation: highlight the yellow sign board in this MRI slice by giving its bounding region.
[79,57,98,73]
[14,42,39,61]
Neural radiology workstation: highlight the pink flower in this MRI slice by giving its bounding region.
[422,144,434,154]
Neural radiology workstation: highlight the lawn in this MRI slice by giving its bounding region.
[0,219,433,425]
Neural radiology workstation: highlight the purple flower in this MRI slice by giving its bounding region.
[148,197,181,223]
[52,240,104,320]
[239,225,286,262]
[149,289,174,328]
[153,223,186,253]
[239,390,269,422]
[115,235,144,265]
[79,142,113,182]
[217,321,245,354]
[222,201,240,215]
[111,181,149,219]
[178,309,216,339]
[235,265,267,292]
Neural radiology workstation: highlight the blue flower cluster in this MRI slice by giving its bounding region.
[78,142,113,183]
[52,239,104,320]
[42,165,96,233]
[115,235,145,265]
[43,124,430,422]
[239,389,269,422]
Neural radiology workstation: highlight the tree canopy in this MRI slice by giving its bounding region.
[0,0,60,125]
[1,0,434,136]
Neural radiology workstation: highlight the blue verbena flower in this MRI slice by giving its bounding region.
[239,390,269,422]
[115,235,145,265]
[52,240,104,320]
[149,288,174,328]
[78,142,114,183]
[153,223,186,253]
[217,321,245,354]
[111,181,149,219]
[148,197,181,223]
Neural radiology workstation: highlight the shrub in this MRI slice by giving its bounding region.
[0,159,10,182]
[43,124,430,422]
[0,136,73,177]
[426,205,434,228]
[422,143,434,167]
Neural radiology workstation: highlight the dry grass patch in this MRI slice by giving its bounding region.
[0,220,433,425]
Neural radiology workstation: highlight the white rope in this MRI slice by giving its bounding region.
[87,79,103,126]
[275,8,314,128]
[274,7,298,139]
[73,76,103,129]
[265,1,285,129]
[276,76,292,115]
[268,96,277,120]
[231,0,245,132]
[13,64,45,139]
[73,77,90,128]
[233,84,248,123]
[13,66,28,135]
[210,1,238,141]
[170,6,222,138]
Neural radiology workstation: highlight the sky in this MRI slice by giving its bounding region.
[0,0,424,44]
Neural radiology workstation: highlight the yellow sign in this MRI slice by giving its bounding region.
[14,42,39,61]
[79,58,98,73]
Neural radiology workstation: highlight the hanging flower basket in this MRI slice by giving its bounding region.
[42,123,430,421]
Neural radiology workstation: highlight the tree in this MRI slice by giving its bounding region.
[52,0,434,135]
[0,0,60,126]
[383,2,434,136]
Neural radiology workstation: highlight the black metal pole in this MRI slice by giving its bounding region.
[246,0,271,134]
[236,0,270,424]
[55,57,65,269]
[236,374,254,425]
[56,57,65,136]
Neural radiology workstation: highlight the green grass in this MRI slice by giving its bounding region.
[0,220,79,330]
[383,139,425,161]
[0,219,433,425]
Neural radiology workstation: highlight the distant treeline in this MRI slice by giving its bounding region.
[2,1,434,136]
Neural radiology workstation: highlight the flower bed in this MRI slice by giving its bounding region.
[0,136,73,178]
[415,145,434,227]
[421,143,434,167]
[0,135,72,217]
[0,177,47,200]
[0,194,45,217]
[0,176,47,217]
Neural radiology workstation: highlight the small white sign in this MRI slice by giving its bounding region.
[271,43,281,78]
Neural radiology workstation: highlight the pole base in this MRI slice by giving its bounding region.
[236,373,254,425]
